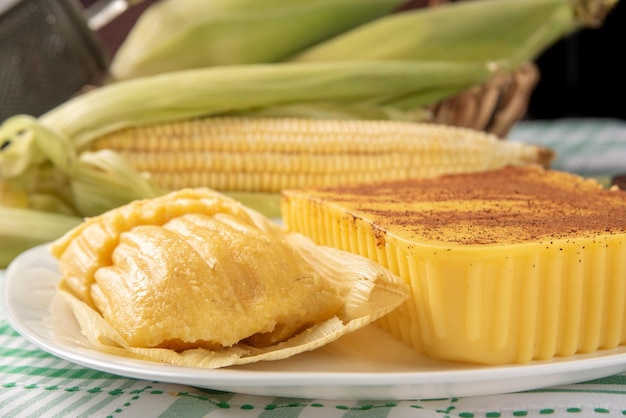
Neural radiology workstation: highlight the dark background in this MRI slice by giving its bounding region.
[528,0,625,120]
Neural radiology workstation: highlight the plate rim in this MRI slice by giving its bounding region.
[5,244,626,400]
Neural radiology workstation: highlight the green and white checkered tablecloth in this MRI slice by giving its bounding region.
[1,118,626,417]
[509,118,626,179]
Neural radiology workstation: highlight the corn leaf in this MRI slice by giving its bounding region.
[110,0,407,80]
[291,0,618,73]
[0,207,82,268]
[28,60,492,149]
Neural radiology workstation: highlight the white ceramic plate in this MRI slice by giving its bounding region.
[6,244,626,400]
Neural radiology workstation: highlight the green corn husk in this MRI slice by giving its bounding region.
[24,60,494,149]
[110,0,407,80]
[288,0,618,113]
[0,114,162,214]
[0,207,82,268]
[292,0,618,71]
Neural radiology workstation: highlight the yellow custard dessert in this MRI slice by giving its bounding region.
[281,166,626,364]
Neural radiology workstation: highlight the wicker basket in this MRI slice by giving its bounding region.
[404,0,540,137]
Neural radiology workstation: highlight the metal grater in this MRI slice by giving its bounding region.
[0,0,134,122]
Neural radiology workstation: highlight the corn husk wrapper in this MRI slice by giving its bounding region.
[56,195,410,368]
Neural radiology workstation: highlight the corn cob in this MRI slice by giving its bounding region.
[89,116,554,195]
[0,60,493,225]
[110,0,407,80]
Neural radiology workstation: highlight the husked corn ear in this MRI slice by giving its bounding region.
[90,117,554,193]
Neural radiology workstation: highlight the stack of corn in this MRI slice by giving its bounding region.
[0,0,618,267]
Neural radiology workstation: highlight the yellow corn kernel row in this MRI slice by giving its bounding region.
[89,117,554,193]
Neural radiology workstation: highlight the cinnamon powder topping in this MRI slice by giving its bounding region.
[291,166,626,245]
